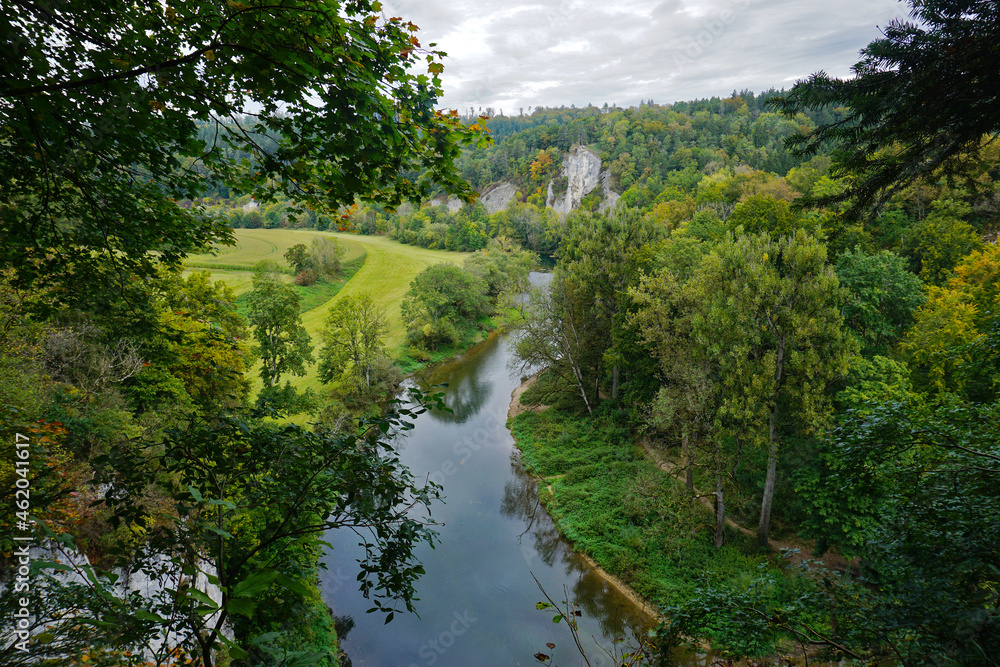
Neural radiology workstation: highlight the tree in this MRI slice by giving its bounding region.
[631,269,730,547]
[151,270,252,412]
[401,264,489,350]
[834,247,925,356]
[515,279,599,415]
[1,0,486,295]
[903,243,1000,399]
[462,237,537,309]
[903,199,983,286]
[0,400,445,667]
[245,263,313,392]
[319,293,389,392]
[726,194,802,237]
[309,236,346,279]
[283,243,310,274]
[772,0,1000,213]
[831,390,1000,664]
[687,231,854,546]
[556,209,663,402]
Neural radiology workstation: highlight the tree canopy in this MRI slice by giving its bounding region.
[772,0,1000,213]
[0,0,486,290]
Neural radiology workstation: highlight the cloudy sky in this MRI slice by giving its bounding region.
[383,0,910,113]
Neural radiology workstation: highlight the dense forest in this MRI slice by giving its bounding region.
[2,0,999,666]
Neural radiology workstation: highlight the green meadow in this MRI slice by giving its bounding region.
[185,228,471,394]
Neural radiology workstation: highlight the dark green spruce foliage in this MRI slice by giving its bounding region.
[772,0,1000,213]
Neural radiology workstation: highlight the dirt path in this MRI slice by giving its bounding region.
[639,439,857,574]
[639,439,756,539]
[507,374,857,631]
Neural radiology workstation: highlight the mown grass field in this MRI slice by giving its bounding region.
[184,228,471,394]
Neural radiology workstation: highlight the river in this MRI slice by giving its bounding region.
[319,274,660,666]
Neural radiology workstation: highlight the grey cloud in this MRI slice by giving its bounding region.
[385,0,906,110]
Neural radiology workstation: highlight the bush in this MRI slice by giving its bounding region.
[293,268,318,286]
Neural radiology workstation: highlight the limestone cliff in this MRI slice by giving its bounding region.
[598,170,620,213]
[481,181,518,214]
[546,145,603,217]
[429,194,464,213]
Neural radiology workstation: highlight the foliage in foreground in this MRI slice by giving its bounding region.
[0,396,444,666]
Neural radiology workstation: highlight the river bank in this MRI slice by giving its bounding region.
[318,292,659,667]
[507,374,661,621]
[504,372,844,662]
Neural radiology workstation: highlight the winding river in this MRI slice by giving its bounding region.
[319,273,659,666]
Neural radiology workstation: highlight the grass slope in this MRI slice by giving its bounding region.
[186,228,367,277]
[184,229,471,394]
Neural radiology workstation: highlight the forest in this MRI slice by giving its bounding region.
[2,0,999,665]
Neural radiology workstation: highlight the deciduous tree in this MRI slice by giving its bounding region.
[1,0,485,295]
[319,293,390,392]
[687,231,854,546]
[245,263,313,391]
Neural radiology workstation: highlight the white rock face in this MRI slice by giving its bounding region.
[598,170,620,213]
[481,181,518,214]
[429,195,464,213]
[547,145,603,217]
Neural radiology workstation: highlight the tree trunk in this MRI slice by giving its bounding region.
[758,332,786,548]
[758,434,778,548]
[685,429,696,495]
[714,472,725,548]
[611,363,618,401]
[564,318,593,414]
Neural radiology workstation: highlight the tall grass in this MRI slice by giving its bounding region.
[509,407,817,634]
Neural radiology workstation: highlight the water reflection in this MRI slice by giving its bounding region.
[320,273,659,667]
[500,458,562,568]
[415,335,498,424]
[501,452,652,645]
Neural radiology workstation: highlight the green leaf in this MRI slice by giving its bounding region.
[205,524,235,538]
[232,570,279,598]
[188,485,203,502]
[135,610,166,623]
[275,573,313,598]
[226,597,257,618]
[228,645,249,660]
[186,588,218,608]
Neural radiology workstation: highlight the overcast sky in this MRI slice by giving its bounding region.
[383,0,910,113]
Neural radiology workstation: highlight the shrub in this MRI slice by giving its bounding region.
[293,268,318,286]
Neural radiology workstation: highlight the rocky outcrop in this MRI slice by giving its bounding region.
[481,181,518,214]
[7,545,228,659]
[598,170,620,213]
[429,195,464,213]
[546,145,603,217]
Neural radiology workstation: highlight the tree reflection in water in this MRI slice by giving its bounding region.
[419,338,496,424]
[500,452,653,643]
